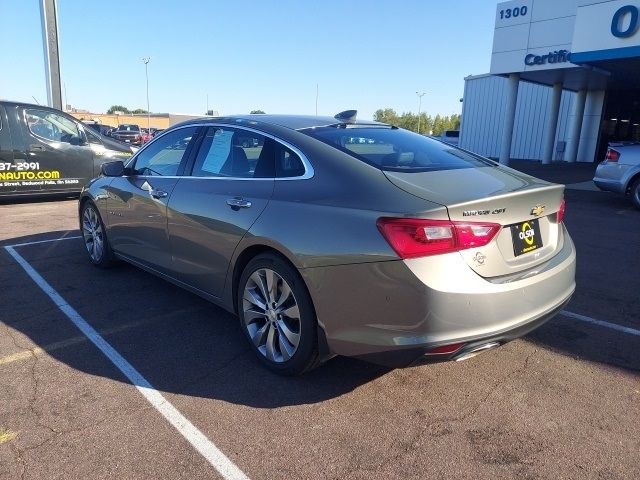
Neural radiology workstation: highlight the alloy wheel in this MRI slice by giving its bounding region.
[82,206,105,263]
[242,268,301,363]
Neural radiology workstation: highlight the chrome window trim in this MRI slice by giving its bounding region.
[126,122,314,180]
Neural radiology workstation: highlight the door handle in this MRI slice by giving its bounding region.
[150,189,168,199]
[28,144,45,152]
[226,198,252,209]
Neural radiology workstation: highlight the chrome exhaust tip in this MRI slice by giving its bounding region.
[454,342,501,362]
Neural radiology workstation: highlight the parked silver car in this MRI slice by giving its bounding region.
[593,142,640,209]
[79,111,576,375]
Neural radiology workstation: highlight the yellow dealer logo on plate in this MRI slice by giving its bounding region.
[519,222,536,246]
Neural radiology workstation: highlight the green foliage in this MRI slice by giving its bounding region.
[107,105,131,114]
[250,109,266,114]
[131,108,148,114]
[373,108,461,136]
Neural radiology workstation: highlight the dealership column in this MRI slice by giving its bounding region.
[566,89,587,163]
[499,73,519,165]
[542,83,563,165]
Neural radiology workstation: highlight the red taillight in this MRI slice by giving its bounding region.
[557,198,566,223]
[605,149,619,162]
[377,218,501,259]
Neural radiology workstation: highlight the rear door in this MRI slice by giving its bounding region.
[168,126,275,297]
[0,104,17,194]
[22,108,94,193]
[105,126,200,274]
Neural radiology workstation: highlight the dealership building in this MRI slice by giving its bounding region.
[459,0,640,163]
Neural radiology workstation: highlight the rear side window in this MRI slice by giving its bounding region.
[191,127,271,178]
[275,144,305,178]
[302,127,491,172]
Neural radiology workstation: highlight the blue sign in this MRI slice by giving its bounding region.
[524,50,571,66]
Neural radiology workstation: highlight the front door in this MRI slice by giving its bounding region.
[23,108,94,193]
[105,126,200,273]
[168,126,275,297]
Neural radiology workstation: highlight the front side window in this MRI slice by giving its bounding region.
[85,128,103,145]
[26,109,81,144]
[191,127,272,178]
[302,126,492,172]
[132,126,197,176]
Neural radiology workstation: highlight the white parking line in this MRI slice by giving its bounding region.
[7,235,82,248]
[559,310,640,337]
[4,242,249,480]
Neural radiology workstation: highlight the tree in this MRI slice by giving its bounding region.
[250,109,266,114]
[107,105,130,114]
[374,107,460,135]
[131,108,148,114]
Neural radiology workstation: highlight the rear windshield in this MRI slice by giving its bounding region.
[302,127,492,172]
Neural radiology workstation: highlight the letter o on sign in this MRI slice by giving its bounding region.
[611,5,639,38]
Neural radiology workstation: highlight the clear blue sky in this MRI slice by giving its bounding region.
[0,0,497,120]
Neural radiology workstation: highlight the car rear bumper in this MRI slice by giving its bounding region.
[593,177,625,193]
[302,225,576,367]
[594,162,633,193]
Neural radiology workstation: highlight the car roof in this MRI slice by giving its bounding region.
[0,100,63,111]
[179,114,386,131]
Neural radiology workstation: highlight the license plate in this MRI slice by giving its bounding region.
[511,219,543,256]
[125,139,130,143]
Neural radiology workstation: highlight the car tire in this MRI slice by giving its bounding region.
[630,178,640,210]
[237,253,319,375]
[81,201,115,268]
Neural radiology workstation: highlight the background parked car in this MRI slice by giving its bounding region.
[111,124,143,145]
[593,142,640,209]
[437,130,460,146]
[82,121,113,137]
[0,100,133,198]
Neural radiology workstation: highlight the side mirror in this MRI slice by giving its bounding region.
[69,135,84,146]
[101,160,125,177]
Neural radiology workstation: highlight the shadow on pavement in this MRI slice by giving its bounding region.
[1,230,389,409]
[1,207,637,412]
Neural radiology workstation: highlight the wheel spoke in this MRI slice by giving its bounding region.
[250,322,269,348]
[264,269,276,303]
[281,304,300,321]
[275,281,291,308]
[250,271,270,304]
[265,325,277,361]
[276,319,300,348]
[94,235,103,260]
[243,288,266,311]
[243,307,266,323]
[277,330,294,361]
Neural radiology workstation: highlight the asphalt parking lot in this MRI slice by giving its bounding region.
[1,164,639,479]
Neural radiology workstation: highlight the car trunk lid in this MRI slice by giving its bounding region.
[384,166,566,278]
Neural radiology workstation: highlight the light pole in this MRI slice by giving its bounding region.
[142,57,151,136]
[416,91,426,134]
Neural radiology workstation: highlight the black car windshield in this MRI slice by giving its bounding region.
[302,126,493,172]
[118,124,140,131]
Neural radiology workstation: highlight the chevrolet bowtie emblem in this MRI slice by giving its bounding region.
[530,205,545,216]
